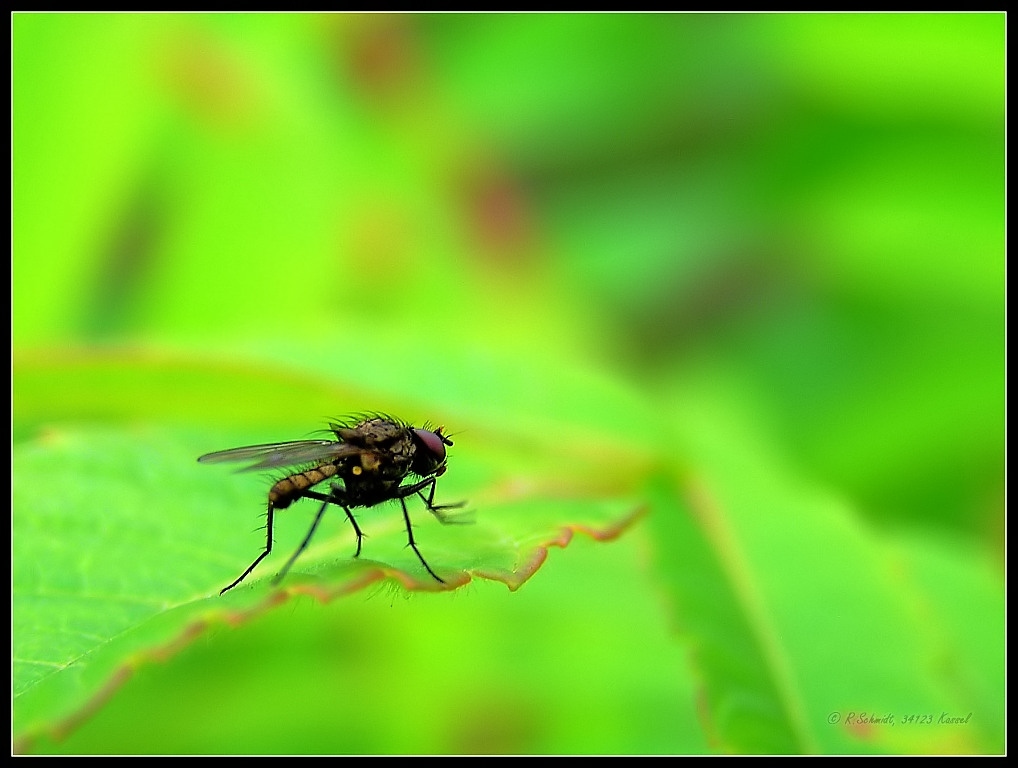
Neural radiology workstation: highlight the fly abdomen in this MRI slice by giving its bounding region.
[269,463,339,509]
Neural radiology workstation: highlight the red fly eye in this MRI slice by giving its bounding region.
[413,428,447,462]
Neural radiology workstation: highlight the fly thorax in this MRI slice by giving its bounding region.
[357,451,382,474]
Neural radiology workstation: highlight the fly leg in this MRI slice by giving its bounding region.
[415,477,467,524]
[221,502,276,595]
[303,484,365,557]
[389,476,468,583]
[398,495,446,584]
[272,497,329,586]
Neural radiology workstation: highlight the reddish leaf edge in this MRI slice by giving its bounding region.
[14,503,647,754]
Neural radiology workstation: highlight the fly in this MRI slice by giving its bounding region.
[198,414,463,594]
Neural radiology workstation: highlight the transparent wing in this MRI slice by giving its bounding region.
[197,440,360,472]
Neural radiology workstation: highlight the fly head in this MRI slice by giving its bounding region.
[411,426,453,478]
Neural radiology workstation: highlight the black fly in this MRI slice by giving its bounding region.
[198,414,463,594]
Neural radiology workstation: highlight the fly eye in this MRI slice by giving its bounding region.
[413,428,448,462]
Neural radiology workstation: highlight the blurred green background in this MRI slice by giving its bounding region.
[13,13,1004,755]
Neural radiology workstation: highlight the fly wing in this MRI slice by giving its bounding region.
[197,440,361,472]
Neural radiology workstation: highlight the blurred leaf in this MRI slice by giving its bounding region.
[647,396,1004,754]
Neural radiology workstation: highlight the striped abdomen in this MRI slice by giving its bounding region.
[268,463,340,509]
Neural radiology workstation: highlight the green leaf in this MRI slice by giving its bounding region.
[13,350,649,752]
[15,349,1003,754]
[646,396,1004,754]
